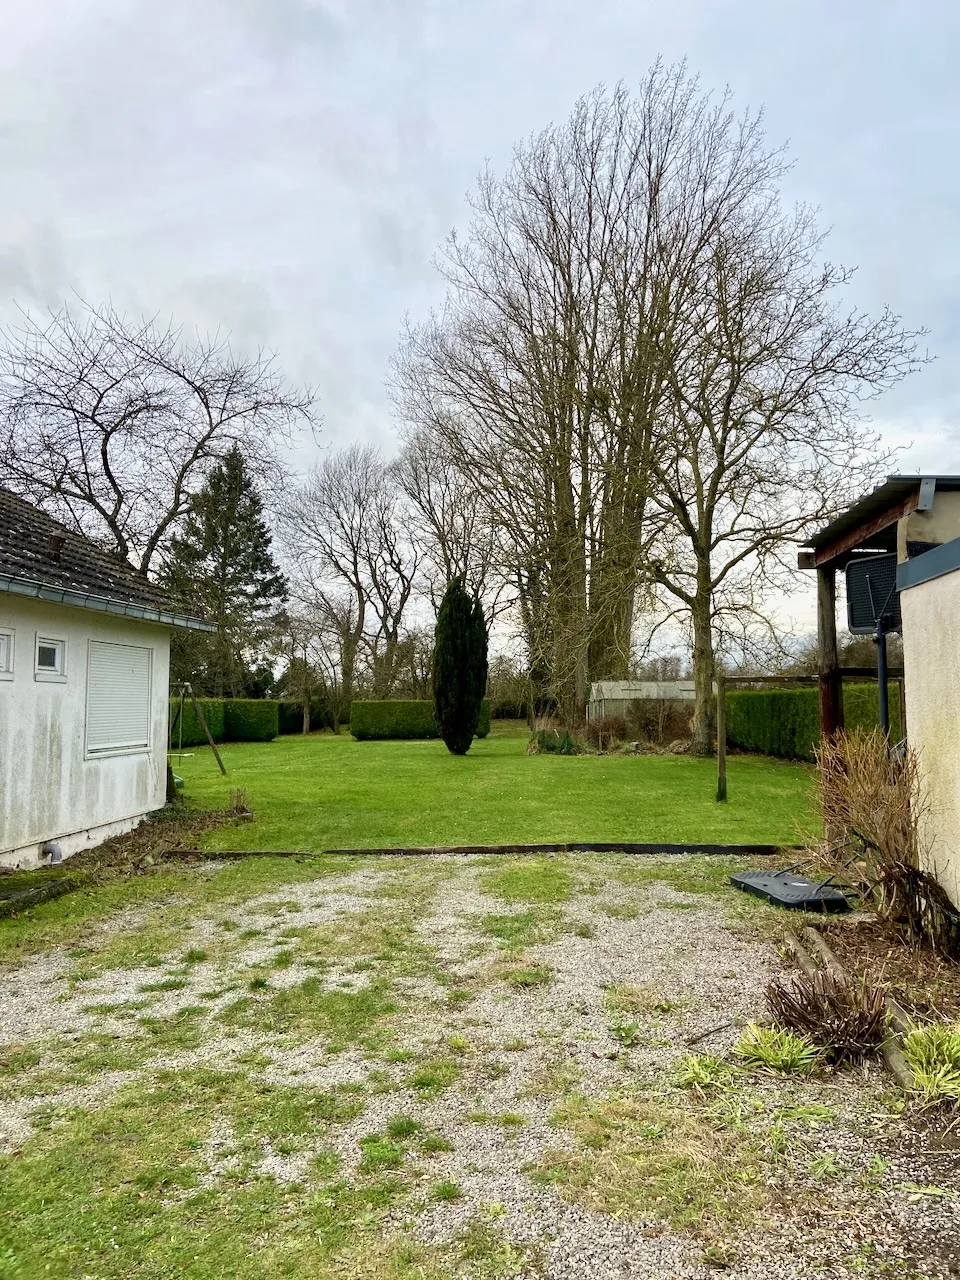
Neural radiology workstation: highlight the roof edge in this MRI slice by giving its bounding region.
[0,574,215,632]
[897,536,960,594]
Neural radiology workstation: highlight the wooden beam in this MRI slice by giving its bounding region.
[716,675,727,803]
[813,488,919,567]
[817,564,843,739]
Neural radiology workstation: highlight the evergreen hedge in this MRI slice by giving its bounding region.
[725,684,903,761]
[223,699,279,742]
[350,699,492,742]
[168,697,279,745]
[168,697,226,747]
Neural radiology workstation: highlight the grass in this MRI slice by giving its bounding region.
[171,729,815,852]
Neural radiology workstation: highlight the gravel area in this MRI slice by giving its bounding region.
[1,852,959,1278]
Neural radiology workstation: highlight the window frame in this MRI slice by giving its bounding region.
[0,628,14,680]
[34,634,67,683]
[84,639,154,758]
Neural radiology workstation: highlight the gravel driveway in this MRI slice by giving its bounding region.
[0,852,957,1279]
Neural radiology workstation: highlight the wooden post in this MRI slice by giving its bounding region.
[186,683,227,776]
[716,675,727,802]
[817,564,843,740]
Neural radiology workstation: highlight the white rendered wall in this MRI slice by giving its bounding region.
[0,596,170,867]
[901,569,960,907]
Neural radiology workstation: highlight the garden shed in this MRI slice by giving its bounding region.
[587,680,696,719]
[0,490,212,868]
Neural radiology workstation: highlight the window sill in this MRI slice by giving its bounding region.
[84,745,152,761]
[34,672,67,683]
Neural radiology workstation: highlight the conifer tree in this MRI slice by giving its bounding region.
[433,576,488,755]
[164,447,287,696]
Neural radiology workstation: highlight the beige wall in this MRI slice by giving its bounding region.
[898,491,960,560]
[0,595,171,867]
[901,568,960,906]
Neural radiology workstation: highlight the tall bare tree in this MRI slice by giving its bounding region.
[645,206,923,752]
[280,445,420,704]
[394,64,923,733]
[394,426,503,614]
[0,300,315,574]
[392,68,766,722]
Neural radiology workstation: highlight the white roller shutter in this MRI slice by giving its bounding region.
[86,641,153,754]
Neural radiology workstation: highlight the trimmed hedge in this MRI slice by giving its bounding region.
[168,697,226,747]
[725,684,903,761]
[350,699,491,742]
[168,697,278,745]
[224,699,278,742]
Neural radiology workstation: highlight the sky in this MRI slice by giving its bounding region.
[0,0,958,636]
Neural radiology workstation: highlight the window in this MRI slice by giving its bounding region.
[34,635,66,682]
[0,628,13,680]
[85,641,152,755]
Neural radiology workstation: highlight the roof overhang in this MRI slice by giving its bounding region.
[800,475,960,569]
[0,573,215,632]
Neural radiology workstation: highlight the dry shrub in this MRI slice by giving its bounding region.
[625,698,691,745]
[582,715,627,751]
[765,970,886,1064]
[815,728,960,956]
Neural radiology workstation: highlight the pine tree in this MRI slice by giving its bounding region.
[433,577,489,755]
[163,447,287,696]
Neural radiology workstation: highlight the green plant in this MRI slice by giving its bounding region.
[610,1021,642,1048]
[385,1116,422,1139]
[903,1024,960,1104]
[732,1023,819,1075]
[675,1053,738,1092]
[432,1179,462,1202]
[433,576,489,756]
[504,964,551,989]
[527,729,580,756]
[348,699,493,743]
[358,1135,405,1172]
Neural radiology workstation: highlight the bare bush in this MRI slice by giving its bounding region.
[816,728,960,955]
[625,698,691,745]
[765,970,886,1064]
[582,715,628,752]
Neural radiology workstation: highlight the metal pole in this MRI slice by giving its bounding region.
[716,675,727,803]
[875,621,889,736]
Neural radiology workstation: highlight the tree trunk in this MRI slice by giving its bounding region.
[690,588,715,756]
[302,692,310,735]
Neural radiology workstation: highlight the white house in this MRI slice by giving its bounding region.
[0,489,211,868]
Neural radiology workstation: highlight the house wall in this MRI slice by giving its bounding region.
[898,491,960,559]
[0,596,170,867]
[900,565,960,907]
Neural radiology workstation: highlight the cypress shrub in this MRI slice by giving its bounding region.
[349,699,492,741]
[168,697,225,747]
[223,699,279,742]
[726,684,902,761]
[433,577,489,755]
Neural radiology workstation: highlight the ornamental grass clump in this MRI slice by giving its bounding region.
[732,1022,820,1075]
[765,970,886,1064]
[902,1024,960,1105]
[816,729,960,956]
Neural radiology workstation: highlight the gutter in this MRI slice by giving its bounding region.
[0,573,215,632]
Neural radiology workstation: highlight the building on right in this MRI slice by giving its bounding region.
[898,537,960,909]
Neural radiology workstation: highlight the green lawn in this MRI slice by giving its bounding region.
[173,725,815,851]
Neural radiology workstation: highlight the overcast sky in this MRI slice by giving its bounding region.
[1,0,957,488]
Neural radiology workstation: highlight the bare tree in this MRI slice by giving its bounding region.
[0,300,315,574]
[394,426,503,613]
[392,67,770,723]
[645,205,923,752]
[280,445,420,705]
[394,64,924,735]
